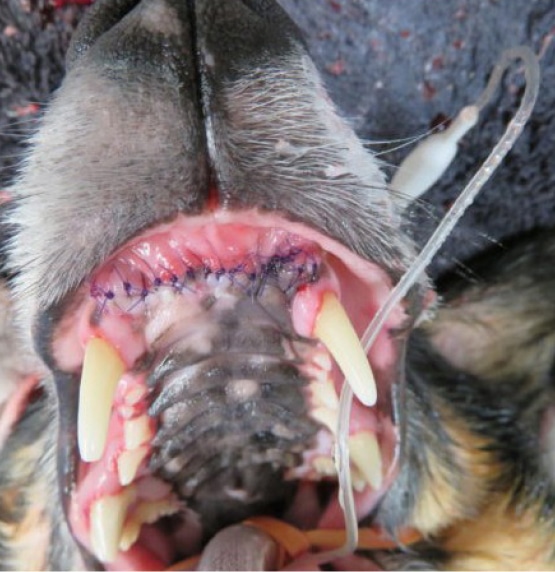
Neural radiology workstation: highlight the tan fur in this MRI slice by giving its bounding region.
[0,439,51,570]
[441,501,554,570]
[408,272,555,570]
[0,284,37,409]
[410,402,501,536]
[429,289,555,384]
[408,396,555,569]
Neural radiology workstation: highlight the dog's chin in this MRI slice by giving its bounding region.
[40,209,412,570]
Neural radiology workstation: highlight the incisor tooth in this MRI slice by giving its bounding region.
[311,381,339,410]
[313,292,377,406]
[352,475,367,493]
[117,446,149,486]
[90,487,136,563]
[124,415,152,450]
[78,337,125,462]
[349,431,383,490]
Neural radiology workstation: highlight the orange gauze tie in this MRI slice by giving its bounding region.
[245,517,422,566]
[167,519,423,570]
[166,519,308,571]
[244,516,312,569]
[306,526,423,551]
[166,555,200,571]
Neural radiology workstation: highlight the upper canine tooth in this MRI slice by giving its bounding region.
[90,487,136,563]
[349,431,383,490]
[313,292,377,406]
[78,337,125,462]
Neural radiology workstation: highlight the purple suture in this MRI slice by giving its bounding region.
[89,248,321,315]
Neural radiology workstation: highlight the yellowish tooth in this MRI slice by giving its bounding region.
[117,446,149,486]
[311,406,338,434]
[303,349,333,383]
[78,338,125,463]
[313,456,337,477]
[125,386,147,406]
[119,406,135,420]
[312,350,332,372]
[119,523,140,554]
[349,431,383,490]
[119,499,180,552]
[124,415,152,450]
[313,292,377,407]
[351,472,367,493]
[311,381,339,410]
[90,487,136,563]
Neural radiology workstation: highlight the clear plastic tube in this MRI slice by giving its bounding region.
[318,45,541,565]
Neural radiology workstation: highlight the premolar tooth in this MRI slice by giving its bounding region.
[90,487,136,563]
[117,446,149,486]
[313,292,377,407]
[349,431,383,490]
[313,456,337,477]
[311,406,338,434]
[78,338,125,462]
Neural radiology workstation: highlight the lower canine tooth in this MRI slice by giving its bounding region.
[349,431,383,490]
[90,487,136,563]
[78,338,125,462]
[313,292,377,406]
[119,499,180,552]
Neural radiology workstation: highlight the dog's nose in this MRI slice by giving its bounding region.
[67,0,302,86]
[67,0,197,84]
[193,0,303,83]
[65,0,305,206]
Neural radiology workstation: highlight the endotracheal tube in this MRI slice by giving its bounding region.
[317,45,541,566]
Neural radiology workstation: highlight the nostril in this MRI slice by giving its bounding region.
[66,0,141,69]
[194,0,304,83]
[65,0,197,87]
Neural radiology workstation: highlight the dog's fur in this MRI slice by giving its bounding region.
[378,230,555,569]
[0,0,554,570]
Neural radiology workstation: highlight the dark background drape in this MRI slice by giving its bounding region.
[1,0,553,277]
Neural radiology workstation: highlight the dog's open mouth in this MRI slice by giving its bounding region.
[48,209,408,570]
